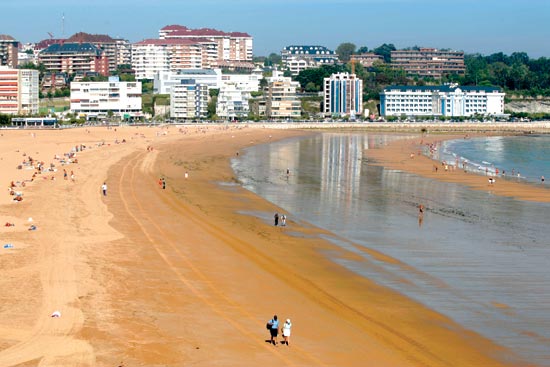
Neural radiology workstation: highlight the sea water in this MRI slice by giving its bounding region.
[232,133,550,366]
[435,135,550,183]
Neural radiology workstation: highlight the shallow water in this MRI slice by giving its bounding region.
[232,133,550,366]
[437,135,550,183]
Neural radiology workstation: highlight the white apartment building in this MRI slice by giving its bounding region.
[380,85,505,117]
[132,39,206,80]
[216,83,252,119]
[70,76,142,119]
[323,73,363,117]
[0,66,39,115]
[154,69,220,94]
[170,79,209,120]
[266,71,301,119]
[154,69,260,94]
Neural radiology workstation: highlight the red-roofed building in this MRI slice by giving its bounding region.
[131,38,210,80]
[159,25,253,63]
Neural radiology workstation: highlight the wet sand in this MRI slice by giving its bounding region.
[365,132,550,203]
[0,125,539,366]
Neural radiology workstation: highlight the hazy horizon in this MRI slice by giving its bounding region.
[2,0,549,58]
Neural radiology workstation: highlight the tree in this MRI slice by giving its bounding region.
[266,53,282,66]
[305,82,319,92]
[336,42,356,62]
[295,64,347,91]
[373,43,396,63]
[356,46,369,54]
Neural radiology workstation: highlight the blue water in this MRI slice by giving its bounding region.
[232,133,550,366]
[436,135,550,183]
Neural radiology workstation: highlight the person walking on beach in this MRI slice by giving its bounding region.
[63,169,68,180]
[274,213,279,226]
[267,315,279,345]
[281,319,292,346]
[542,176,545,184]
[281,214,286,226]
[101,182,107,196]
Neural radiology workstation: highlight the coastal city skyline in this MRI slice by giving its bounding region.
[3,0,550,57]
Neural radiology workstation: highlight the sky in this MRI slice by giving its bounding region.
[2,0,550,58]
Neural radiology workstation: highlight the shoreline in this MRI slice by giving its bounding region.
[0,125,542,366]
[364,131,550,203]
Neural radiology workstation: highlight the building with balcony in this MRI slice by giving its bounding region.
[0,66,39,115]
[39,43,109,76]
[390,48,465,78]
[265,71,301,119]
[323,73,363,117]
[154,69,219,94]
[70,76,142,119]
[380,85,505,117]
[350,53,384,67]
[281,45,338,75]
[0,35,19,68]
[216,82,252,120]
[170,79,209,120]
[132,39,208,80]
[160,25,253,63]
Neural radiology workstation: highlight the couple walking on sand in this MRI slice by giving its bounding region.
[273,213,287,226]
[266,315,292,346]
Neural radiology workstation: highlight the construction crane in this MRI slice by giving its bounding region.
[48,32,54,39]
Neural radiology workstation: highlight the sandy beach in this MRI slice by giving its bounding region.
[0,124,542,366]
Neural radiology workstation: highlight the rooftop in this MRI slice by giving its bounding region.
[162,25,251,38]
[41,42,103,56]
[383,85,502,93]
[133,38,200,46]
[0,34,16,41]
[67,32,115,43]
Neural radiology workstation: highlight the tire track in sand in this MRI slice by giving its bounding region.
[118,151,326,366]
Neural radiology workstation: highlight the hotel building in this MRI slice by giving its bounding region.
[390,48,465,78]
[0,66,39,115]
[380,85,505,117]
[323,73,363,117]
[170,79,209,120]
[70,76,142,119]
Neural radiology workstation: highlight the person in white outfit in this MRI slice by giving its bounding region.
[282,319,292,345]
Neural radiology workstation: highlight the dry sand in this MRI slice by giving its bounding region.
[0,125,539,366]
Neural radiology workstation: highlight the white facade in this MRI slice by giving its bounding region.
[19,69,39,115]
[0,66,39,115]
[170,80,209,119]
[154,69,221,94]
[216,83,251,119]
[380,85,505,117]
[219,73,260,92]
[70,77,142,118]
[266,72,301,119]
[154,69,260,95]
[131,43,169,80]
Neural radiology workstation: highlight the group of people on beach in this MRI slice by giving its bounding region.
[273,212,287,226]
[266,315,292,346]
